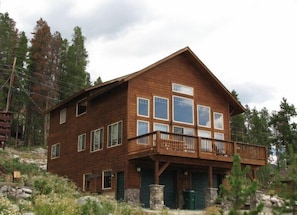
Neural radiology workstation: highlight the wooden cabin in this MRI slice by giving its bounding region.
[47,47,267,210]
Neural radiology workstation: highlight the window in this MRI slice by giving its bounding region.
[173,96,194,124]
[76,98,87,116]
[102,170,112,189]
[78,133,86,151]
[137,120,149,144]
[108,121,122,147]
[154,96,168,120]
[137,98,149,117]
[198,130,212,152]
[214,112,224,130]
[172,83,193,96]
[173,126,194,151]
[198,105,210,127]
[51,143,60,159]
[214,132,225,154]
[154,123,169,139]
[90,128,104,152]
[59,108,66,124]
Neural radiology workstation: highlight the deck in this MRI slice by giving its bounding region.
[128,131,268,166]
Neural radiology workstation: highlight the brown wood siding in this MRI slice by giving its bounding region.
[48,84,128,192]
[127,54,231,140]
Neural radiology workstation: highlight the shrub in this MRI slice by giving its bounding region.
[0,197,21,215]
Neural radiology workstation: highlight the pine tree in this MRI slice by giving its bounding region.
[220,154,263,215]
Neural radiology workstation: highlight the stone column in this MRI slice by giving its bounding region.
[205,188,218,207]
[125,188,140,206]
[149,184,165,210]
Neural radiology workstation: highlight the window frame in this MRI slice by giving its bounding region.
[137,97,150,117]
[51,143,60,159]
[90,127,104,152]
[78,133,86,152]
[137,120,150,144]
[214,112,224,130]
[153,96,169,121]
[76,98,87,116]
[172,83,193,96]
[154,123,169,140]
[197,105,211,128]
[102,170,112,190]
[198,130,212,152]
[107,121,123,148]
[59,108,66,124]
[172,95,194,125]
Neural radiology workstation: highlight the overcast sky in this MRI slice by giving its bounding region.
[1,0,297,112]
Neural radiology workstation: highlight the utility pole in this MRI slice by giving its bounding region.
[5,56,17,112]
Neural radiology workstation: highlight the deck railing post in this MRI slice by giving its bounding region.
[156,131,161,152]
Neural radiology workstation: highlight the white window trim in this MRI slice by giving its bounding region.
[153,96,169,121]
[172,83,194,96]
[172,95,194,125]
[83,173,92,192]
[90,127,104,152]
[102,170,112,190]
[197,105,211,128]
[107,121,123,148]
[51,143,60,159]
[214,112,224,130]
[78,133,86,152]
[137,97,150,117]
[59,108,66,124]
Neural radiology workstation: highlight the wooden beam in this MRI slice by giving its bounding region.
[154,160,159,184]
[158,162,170,177]
[208,165,213,188]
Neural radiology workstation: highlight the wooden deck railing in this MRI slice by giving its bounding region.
[128,131,268,166]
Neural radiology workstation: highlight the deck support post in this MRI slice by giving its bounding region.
[208,165,213,188]
[154,160,160,184]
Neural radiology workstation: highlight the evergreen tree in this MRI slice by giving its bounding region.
[220,154,263,215]
[269,98,297,169]
[60,26,90,100]
[0,12,18,110]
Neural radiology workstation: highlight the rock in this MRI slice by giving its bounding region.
[76,195,102,208]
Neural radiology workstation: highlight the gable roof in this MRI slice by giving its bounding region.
[48,47,245,115]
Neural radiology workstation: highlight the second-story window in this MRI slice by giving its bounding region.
[90,128,104,152]
[78,133,86,151]
[108,121,122,147]
[154,96,169,120]
[214,112,224,130]
[173,96,193,124]
[198,105,211,128]
[137,120,149,144]
[137,97,149,117]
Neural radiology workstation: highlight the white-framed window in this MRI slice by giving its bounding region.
[102,170,112,189]
[154,96,169,120]
[137,120,149,144]
[51,143,60,159]
[78,133,86,151]
[90,128,104,152]
[214,112,224,130]
[108,121,122,147]
[137,97,149,117]
[59,108,66,124]
[198,105,211,128]
[214,132,225,154]
[198,130,212,152]
[154,123,169,139]
[173,96,194,124]
[172,83,193,96]
[173,126,194,151]
[76,98,87,116]
[83,173,92,192]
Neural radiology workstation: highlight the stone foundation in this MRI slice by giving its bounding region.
[125,188,140,206]
[205,188,218,207]
[149,184,164,210]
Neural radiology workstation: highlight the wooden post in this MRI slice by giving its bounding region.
[208,165,213,188]
[6,57,17,112]
[154,160,159,185]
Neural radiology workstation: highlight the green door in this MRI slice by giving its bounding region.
[116,172,124,201]
[192,172,208,209]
